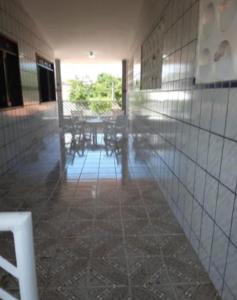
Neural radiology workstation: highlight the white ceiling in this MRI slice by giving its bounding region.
[18,0,145,63]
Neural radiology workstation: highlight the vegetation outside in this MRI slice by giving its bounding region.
[69,73,122,113]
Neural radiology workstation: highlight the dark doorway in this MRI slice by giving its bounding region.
[0,51,7,107]
[36,55,56,102]
[5,53,23,107]
[0,34,23,108]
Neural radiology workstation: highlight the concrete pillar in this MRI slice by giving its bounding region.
[121,137,129,184]
[55,59,64,128]
[55,59,66,178]
[122,59,127,115]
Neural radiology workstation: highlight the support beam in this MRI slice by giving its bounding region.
[55,59,64,128]
[122,59,127,115]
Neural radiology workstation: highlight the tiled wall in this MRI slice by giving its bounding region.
[141,19,164,90]
[128,0,237,299]
[0,0,58,175]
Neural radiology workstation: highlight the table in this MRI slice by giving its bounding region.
[85,118,104,145]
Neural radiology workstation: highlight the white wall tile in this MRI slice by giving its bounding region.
[207,134,223,179]
[211,225,229,276]
[226,88,237,141]
[220,139,237,192]
[216,184,235,237]
[128,0,237,297]
[211,89,228,136]
[204,174,218,219]
[224,243,237,297]
[0,0,57,175]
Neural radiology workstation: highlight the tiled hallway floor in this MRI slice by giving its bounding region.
[0,134,221,299]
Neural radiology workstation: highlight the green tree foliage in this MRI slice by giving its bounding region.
[69,77,91,107]
[69,73,122,113]
[90,100,112,114]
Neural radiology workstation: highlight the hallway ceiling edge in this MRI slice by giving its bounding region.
[17,0,145,63]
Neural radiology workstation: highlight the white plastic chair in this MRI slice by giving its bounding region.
[0,212,38,300]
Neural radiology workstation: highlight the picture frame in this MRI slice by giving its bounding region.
[196,0,237,84]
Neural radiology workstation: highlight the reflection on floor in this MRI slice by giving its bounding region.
[0,133,221,299]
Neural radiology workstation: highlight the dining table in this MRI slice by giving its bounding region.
[85,117,104,145]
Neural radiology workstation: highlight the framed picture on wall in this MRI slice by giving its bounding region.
[196,0,237,84]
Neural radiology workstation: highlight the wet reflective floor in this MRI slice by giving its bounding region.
[0,133,220,299]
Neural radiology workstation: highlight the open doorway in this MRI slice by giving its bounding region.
[61,63,122,118]
[36,55,56,102]
[0,34,23,108]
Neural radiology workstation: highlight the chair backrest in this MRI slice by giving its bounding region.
[0,212,38,300]
[115,115,128,135]
[71,110,84,120]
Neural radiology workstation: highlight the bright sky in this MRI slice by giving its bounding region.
[61,63,122,83]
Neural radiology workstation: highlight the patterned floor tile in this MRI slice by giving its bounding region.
[71,195,96,206]
[125,235,161,257]
[174,283,222,300]
[93,221,123,237]
[126,245,147,259]
[96,194,120,206]
[141,189,166,205]
[88,287,130,300]
[40,205,70,222]
[95,206,122,220]
[164,256,210,285]
[61,236,93,258]
[43,287,88,300]
[47,257,89,289]
[150,215,183,235]
[36,239,90,286]
[0,232,16,264]
[89,258,129,287]
[123,219,155,236]
[35,220,64,240]
[121,205,148,219]
[94,218,123,234]
[119,191,142,206]
[128,256,170,287]
[91,235,125,258]
[120,193,144,206]
[145,203,170,218]
[68,205,95,220]
[0,134,220,299]
[62,219,94,237]
[131,286,176,300]
[159,235,200,262]
[36,260,51,288]
[0,268,19,299]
